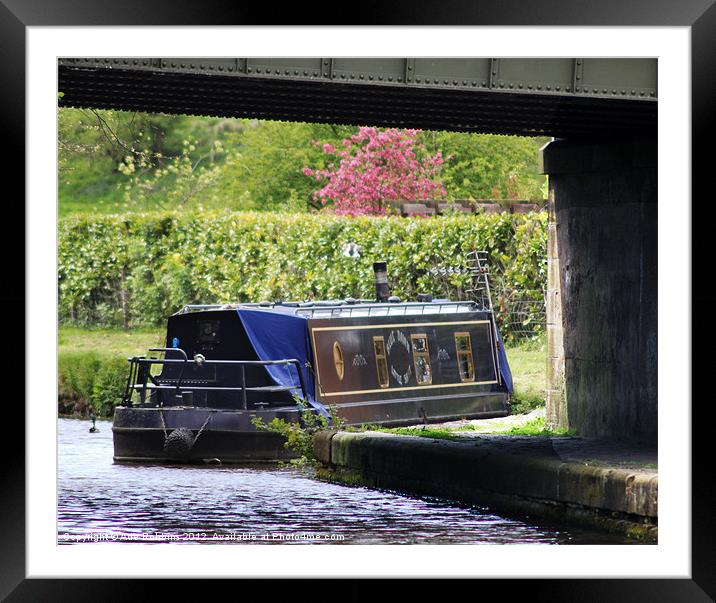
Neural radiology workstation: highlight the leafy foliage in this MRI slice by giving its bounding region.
[58,352,128,417]
[228,120,355,211]
[251,397,345,465]
[58,211,547,337]
[303,127,446,215]
[420,130,549,201]
[58,109,547,216]
[117,139,239,211]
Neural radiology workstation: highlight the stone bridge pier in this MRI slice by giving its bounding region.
[540,137,657,443]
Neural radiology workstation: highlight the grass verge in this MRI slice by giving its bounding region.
[504,335,546,414]
[372,417,574,440]
[58,326,164,417]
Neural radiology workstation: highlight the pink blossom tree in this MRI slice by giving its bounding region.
[303,127,447,216]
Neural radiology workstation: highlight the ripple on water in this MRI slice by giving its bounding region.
[57,418,629,545]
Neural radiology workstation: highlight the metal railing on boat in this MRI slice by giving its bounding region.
[122,347,307,410]
[175,300,482,318]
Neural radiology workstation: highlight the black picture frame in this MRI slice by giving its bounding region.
[4,1,713,599]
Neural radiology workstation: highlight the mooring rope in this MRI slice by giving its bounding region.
[192,411,215,446]
[159,407,167,438]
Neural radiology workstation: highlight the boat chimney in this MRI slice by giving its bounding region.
[373,262,390,302]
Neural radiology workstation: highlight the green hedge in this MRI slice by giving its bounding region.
[58,211,546,337]
[58,351,129,417]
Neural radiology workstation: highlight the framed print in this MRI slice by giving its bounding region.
[4,0,714,599]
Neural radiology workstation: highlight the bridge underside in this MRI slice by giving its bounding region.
[58,64,655,138]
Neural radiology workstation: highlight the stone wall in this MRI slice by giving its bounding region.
[383,198,545,216]
[540,138,657,443]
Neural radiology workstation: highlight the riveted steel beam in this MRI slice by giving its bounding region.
[57,57,657,137]
[58,57,657,100]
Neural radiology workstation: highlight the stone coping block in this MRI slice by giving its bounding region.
[314,430,657,520]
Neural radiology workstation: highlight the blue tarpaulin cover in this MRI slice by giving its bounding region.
[495,325,513,393]
[236,308,328,416]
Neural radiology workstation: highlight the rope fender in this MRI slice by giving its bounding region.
[162,411,214,461]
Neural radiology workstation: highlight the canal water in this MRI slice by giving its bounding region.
[58,418,630,545]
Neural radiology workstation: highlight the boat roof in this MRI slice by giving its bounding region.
[174,298,490,320]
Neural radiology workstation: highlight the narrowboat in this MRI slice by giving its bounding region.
[112,257,513,463]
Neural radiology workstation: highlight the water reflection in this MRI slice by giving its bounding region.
[58,418,628,545]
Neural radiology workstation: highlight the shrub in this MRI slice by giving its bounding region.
[58,210,547,338]
[251,397,345,465]
[303,127,446,215]
[58,351,128,417]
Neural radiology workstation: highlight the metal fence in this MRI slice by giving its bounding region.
[426,264,546,341]
[491,288,546,341]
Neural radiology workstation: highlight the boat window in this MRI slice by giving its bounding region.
[333,341,345,380]
[373,336,389,388]
[454,332,475,382]
[370,307,389,316]
[411,334,432,385]
[388,306,406,316]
